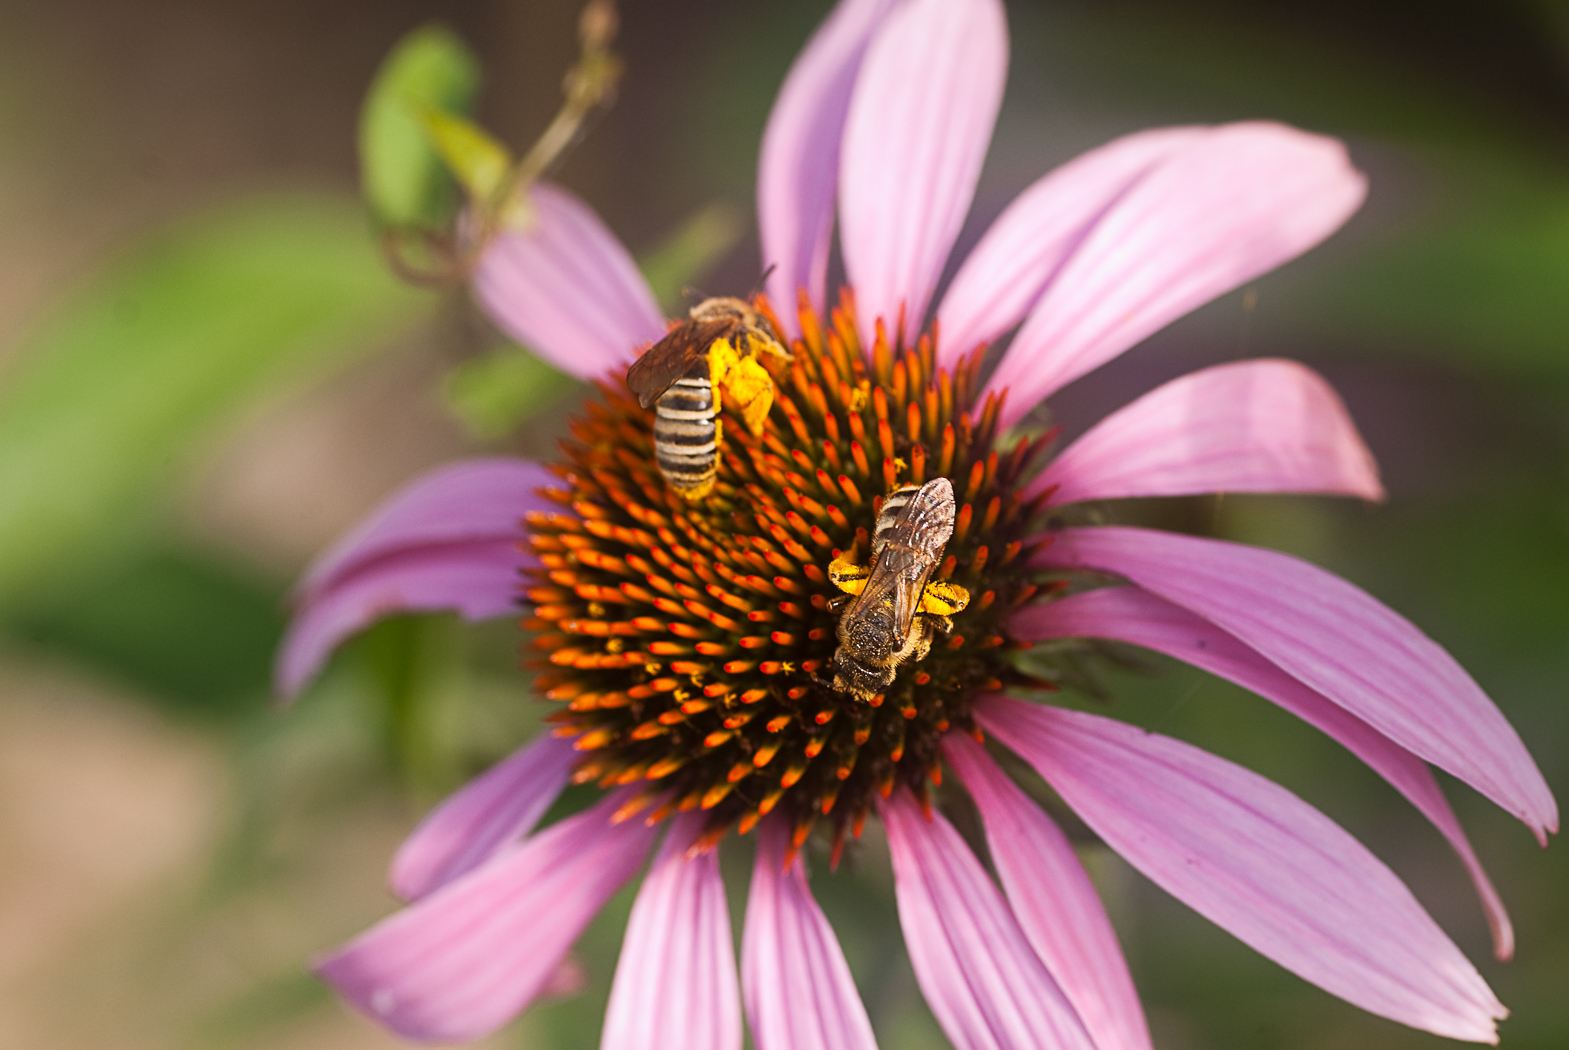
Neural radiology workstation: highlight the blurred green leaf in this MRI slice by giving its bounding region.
[443,348,580,439]
[185,971,330,1050]
[355,613,468,801]
[0,194,430,607]
[7,545,284,718]
[1284,189,1569,372]
[415,104,513,207]
[359,23,481,229]
[639,202,747,312]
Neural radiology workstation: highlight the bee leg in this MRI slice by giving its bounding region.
[678,475,716,501]
[926,614,956,636]
[718,354,776,436]
[705,337,739,385]
[757,334,793,362]
[828,557,870,596]
[906,617,937,665]
[826,593,852,614]
[920,579,971,615]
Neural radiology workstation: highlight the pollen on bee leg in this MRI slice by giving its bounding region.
[678,474,717,501]
[705,336,739,383]
[722,354,776,435]
[920,579,970,614]
[827,556,869,595]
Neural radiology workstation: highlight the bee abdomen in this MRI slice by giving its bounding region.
[872,484,920,550]
[654,376,718,490]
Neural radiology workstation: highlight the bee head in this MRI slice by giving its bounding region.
[830,650,895,702]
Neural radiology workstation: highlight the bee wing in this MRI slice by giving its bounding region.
[625,318,734,408]
[873,479,956,561]
[850,545,930,641]
[899,479,957,551]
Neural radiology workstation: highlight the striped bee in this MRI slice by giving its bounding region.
[827,478,971,702]
[625,297,791,500]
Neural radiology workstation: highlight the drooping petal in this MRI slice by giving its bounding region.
[295,458,548,597]
[1015,586,1514,960]
[985,122,1367,428]
[276,458,554,697]
[942,733,1152,1050]
[600,812,741,1050]
[390,732,580,901]
[1035,526,1559,842]
[935,126,1203,368]
[759,0,904,333]
[317,789,658,1044]
[977,698,1507,1043]
[742,817,878,1050]
[1032,359,1383,506]
[880,788,1096,1050]
[839,0,1008,349]
[279,547,523,699]
[474,181,666,379]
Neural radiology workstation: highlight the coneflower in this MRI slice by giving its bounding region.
[278,0,1556,1046]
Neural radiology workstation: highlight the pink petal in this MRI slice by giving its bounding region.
[935,126,1204,368]
[758,0,904,334]
[316,789,658,1044]
[742,816,878,1050]
[879,788,1096,1050]
[839,0,1007,349]
[984,122,1367,429]
[296,458,551,597]
[1015,586,1514,960]
[473,181,666,379]
[942,733,1152,1050]
[276,458,555,697]
[278,547,523,699]
[1033,359,1383,505]
[390,732,580,901]
[601,812,741,1050]
[978,698,1507,1043]
[541,954,588,1000]
[1036,527,1559,843]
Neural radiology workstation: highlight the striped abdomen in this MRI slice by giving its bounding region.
[653,363,719,497]
[872,478,955,560]
[872,485,917,553]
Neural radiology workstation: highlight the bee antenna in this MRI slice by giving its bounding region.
[749,263,779,301]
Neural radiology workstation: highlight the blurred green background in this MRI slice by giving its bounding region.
[0,0,1565,1047]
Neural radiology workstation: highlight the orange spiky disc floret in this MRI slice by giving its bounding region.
[524,288,1056,850]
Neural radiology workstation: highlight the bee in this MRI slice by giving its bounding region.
[625,297,791,500]
[826,478,971,702]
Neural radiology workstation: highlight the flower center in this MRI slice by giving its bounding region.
[523,290,1053,859]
